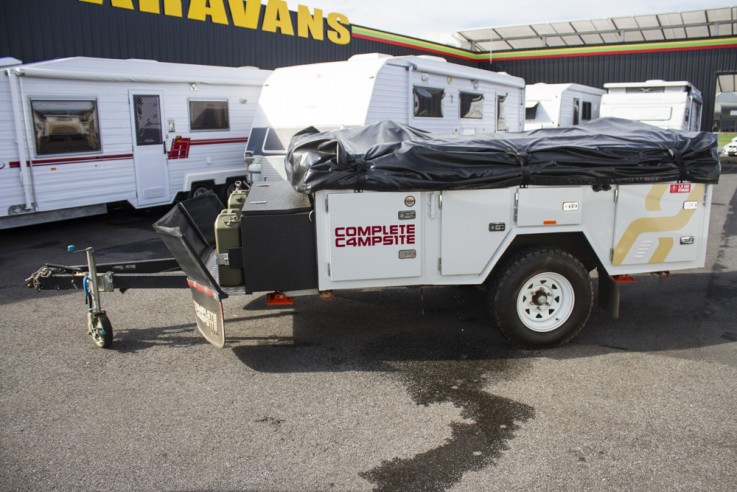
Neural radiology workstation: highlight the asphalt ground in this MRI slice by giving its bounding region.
[2,162,737,491]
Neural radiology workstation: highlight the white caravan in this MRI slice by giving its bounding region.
[600,80,703,131]
[244,53,525,181]
[0,57,271,228]
[524,83,605,130]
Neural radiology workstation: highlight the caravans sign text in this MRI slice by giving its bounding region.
[79,0,351,45]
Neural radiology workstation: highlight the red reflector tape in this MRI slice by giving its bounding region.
[187,278,218,298]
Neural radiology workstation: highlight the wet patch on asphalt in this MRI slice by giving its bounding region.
[231,287,536,491]
[707,177,737,303]
[358,330,534,492]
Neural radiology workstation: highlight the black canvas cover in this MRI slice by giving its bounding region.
[285,118,720,193]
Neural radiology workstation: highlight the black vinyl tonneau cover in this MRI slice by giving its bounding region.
[285,118,720,193]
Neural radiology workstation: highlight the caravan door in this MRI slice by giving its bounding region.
[130,92,170,206]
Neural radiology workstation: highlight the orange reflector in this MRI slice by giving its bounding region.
[266,292,294,306]
[50,167,57,171]
[612,274,637,283]
[543,220,557,225]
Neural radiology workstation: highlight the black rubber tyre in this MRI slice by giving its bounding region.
[488,247,593,348]
[190,182,215,199]
[91,313,113,349]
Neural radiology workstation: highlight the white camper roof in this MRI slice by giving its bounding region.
[270,53,525,89]
[604,80,695,90]
[257,53,525,129]
[525,83,606,99]
[5,57,270,86]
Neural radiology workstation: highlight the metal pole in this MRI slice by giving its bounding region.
[85,247,102,313]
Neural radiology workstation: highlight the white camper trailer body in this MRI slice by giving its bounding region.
[524,83,605,130]
[245,54,526,181]
[0,57,271,228]
[600,80,703,131]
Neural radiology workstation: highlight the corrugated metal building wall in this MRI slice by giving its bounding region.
[0,0,471,69]
[1,0,734,131]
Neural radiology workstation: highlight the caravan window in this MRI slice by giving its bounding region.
[460,92,484,119]
[189,100,230,131]
[31,100,101,156]
[581,101,593,121]
[263,127,295,152]
[572,99,580,125]
[497,94,508,131]
[413,86,444,118]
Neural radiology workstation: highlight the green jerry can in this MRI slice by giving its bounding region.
[227,181,249,211]
[214,208,243,287]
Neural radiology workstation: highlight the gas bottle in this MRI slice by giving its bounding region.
[227,181,249,211]
[214,208,243,286]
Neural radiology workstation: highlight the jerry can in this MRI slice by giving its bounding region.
[227,182,249,211]
[214,208,243,286]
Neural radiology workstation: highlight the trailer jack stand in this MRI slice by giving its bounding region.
[75,246,114,349]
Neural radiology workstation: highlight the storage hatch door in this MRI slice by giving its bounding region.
[326,192,422,282]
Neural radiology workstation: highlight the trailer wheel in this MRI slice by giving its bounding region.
[190,182,215,199]
[90,313,113,349]
[489,248,593,348]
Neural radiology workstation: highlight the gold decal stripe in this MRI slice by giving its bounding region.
[649,237,674,264]
[613,184,703,265]
[645,184,668,212]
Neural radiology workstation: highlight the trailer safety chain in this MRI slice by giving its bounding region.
[25,266,64,292]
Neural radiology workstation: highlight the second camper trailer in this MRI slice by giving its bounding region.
[244,54,526,182]
[524,83,605,130]
[600,80,703,131]
[0,57,271,229]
